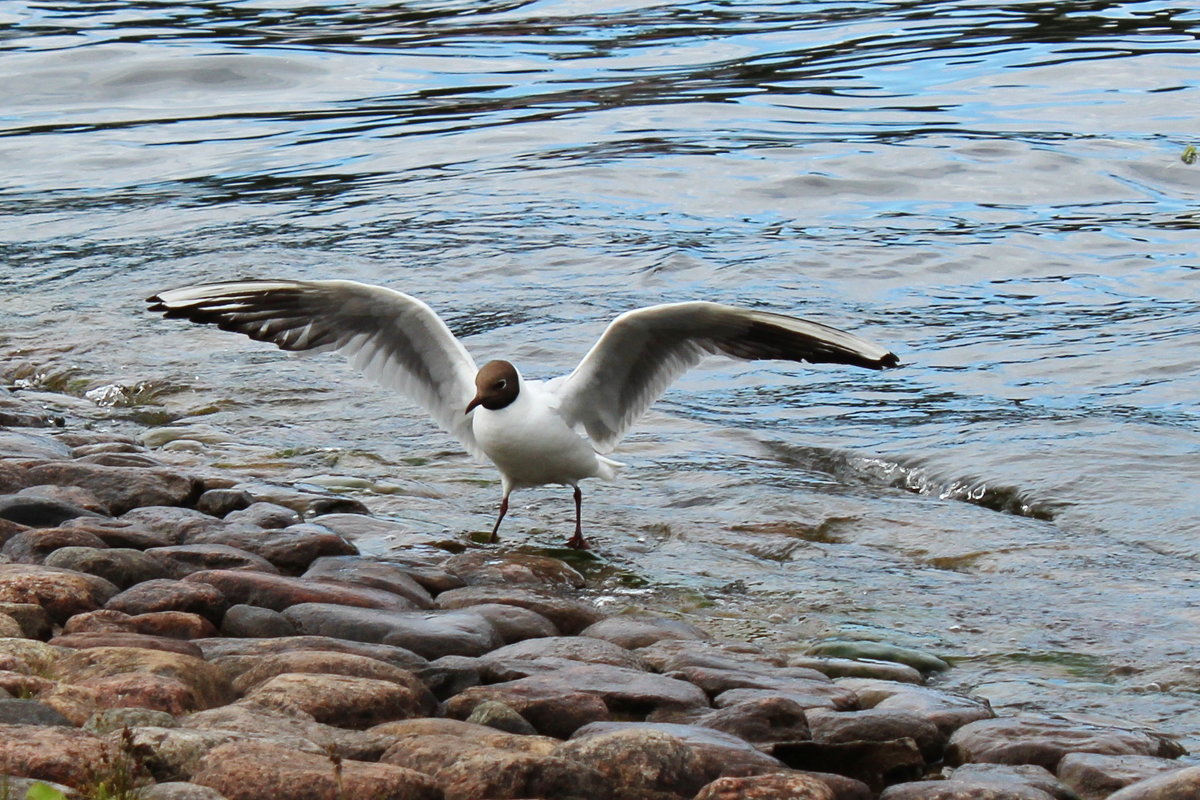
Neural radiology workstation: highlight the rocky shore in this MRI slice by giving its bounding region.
[0,387,1196,800]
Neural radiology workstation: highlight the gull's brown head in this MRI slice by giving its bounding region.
[466,360,520,413]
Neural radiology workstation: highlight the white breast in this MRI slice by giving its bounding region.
[470,379,606,490]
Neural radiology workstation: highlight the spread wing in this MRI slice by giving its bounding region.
[547,301,899,453]
[147,279,482,458]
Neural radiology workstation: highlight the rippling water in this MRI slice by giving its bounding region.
[3,1,1200,747]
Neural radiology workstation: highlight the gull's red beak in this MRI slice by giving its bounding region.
[465,395,482,414]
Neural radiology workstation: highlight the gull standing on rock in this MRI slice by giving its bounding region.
[147,280,900,549]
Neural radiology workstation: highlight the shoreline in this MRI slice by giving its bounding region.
[0,379,1196,800]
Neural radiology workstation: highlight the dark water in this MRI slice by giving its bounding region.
[3,1,1200,747]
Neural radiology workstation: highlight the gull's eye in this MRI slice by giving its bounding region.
[494,379,507,390]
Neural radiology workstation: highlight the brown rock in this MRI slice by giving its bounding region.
[570,721,787,782]
[147,543,280,578]
[184,523,357,574]
[771,738,926,791]
[0,724,118,787]
[50,631,205,658]
[219,604,297,638]
[879,780,1055,799]
[694,695,812,744]
[947,715,1184,771]
[184,569,412,612]
[378,730,556,777]
[193,741,441,800]
[24,462,199,514]
[582,614,710,649]
[282,603,501,659]
[1057,752,1184,799]
[1107,766,1200,799]
[715,687,857,713]
[555,727,708,796]
[0,601,53,638]
[303,555,435,608]
[58,646,233,709]
[636,640,788,671]
[0,670,57,697]
[790,655,924,684]
[43,546,168,588]
[436,751,606,800]
[442,549,586,587]
[106,579,228,622]
[79,672,199,715]
[197,636,427,677]
[64,609,217,641]
[468,602,558,643]
[481,635,643,670]
[842,680,994,737]
[447,664,708,737]
[435,584,602,633]
[808,707,945,760]
[183,703,390,762]
[244,672,434,728]
[64,518,178,549]
[682,666,856,710]
[0,563,118,622]
[232,650,433,700]
[2,526,109,563]
[952,763,1078,800]
[141,781,228,800]
[695,772,836,800]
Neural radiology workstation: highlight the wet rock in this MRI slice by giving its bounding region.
[418,655,482,699]
[461,601,556,643]
[0,563,119,622]
[183,569,415,613]
[281,603,501,659]
[191,741,442,800]
[44,546,167,588]
[808,707,945,760]
[64,518,178,549]
[184,523,357,575]
[194,488,254,518]
[78,672,200,715]
[635,639,789,671]
[435,584,603,633]
[118,506,223,542]
[62,607,217,641]
[219,604,297,638]
[223,501,301,529]
[0,600,52,638]
[556,726,708,797]
[147,544,280,578]
[0,517,29,546]
[806,641,950,674]
[790,655,924,684]
[57,646,233,710]
[24,462,199,515]
[0,697,74,726]
[951,763,1078,800]
[106,578,228,622]
[481,634,642,670]
[3,526,110,563]
[435,750,606,800]
[582,614,710,649]
[678,666,857,711]
[303,555,435,608]
[772,737,926,791]
[448,663,709,737]
[694,772,839,800]
[947,715,1184,771]
[231,650,433,702]
[0,430,72,459]
[0,398,58,428]
[18,483,111,514]
[0,494,105,527]
[141,782,229,800]
[464,699,538,735]
[1057,752,1184,799]
[0,723,116,787]
[304,512,448,552]
[244,672,434,729]
[84,706,178,735]
[183,703,393,762]
[443,549,586,587]
[196,636,427,677]
[880,780,1056,799]
[842,680,995,737]
[370,716,558,750]
[715,686,857,713]
[305,496,370,516]
[571,721,787,781]
[1107,766,1200,799]
[0,461,28,493]
[50,630,205,658]
[692,695,812,744]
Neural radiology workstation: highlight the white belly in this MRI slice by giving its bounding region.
[471,380,604,490]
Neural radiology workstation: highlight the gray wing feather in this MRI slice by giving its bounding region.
[549,301,898,453]
[147,280,482,458]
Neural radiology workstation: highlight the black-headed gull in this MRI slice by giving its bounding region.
[147,280,899,549]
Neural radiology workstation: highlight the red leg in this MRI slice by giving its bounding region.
[566,486,589,550]
[488,493,509,543]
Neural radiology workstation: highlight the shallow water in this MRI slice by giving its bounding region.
[3,0,1200,748]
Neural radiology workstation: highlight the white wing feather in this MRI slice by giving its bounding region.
[148,279,483,458]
